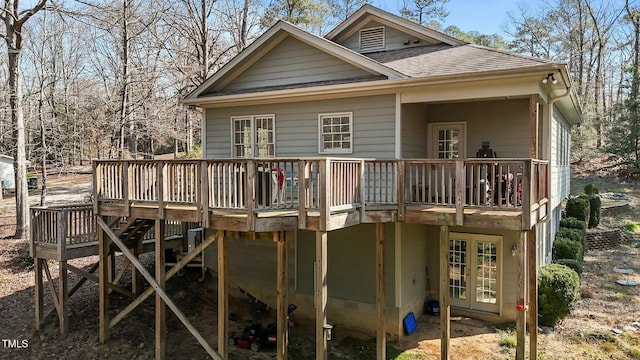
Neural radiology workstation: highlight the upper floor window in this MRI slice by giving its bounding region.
[359,26,385,52]
[318,112,352,154]
[232,115,275,158]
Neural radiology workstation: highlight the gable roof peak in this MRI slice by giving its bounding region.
[184,16,406,100]
[325,4,465,46]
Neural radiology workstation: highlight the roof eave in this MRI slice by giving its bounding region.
[183,65,568,107]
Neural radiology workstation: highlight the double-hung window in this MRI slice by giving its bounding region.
[232,114,275,158]
[318,112,352,154]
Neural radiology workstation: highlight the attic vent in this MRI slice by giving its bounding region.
[359,26,385,52]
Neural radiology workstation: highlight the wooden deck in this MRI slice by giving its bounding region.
[93,157,549,232]
[31,205,188,261]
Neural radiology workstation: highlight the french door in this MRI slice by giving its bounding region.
[449,233,501,313]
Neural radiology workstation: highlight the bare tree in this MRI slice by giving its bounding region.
[399,0,449,26]
[1,0,47,239]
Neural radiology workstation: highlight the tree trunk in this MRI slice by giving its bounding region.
[7,48,30,239]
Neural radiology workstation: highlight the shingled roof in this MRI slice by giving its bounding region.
[365,44,558,78]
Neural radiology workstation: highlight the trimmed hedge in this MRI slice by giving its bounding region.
[565,197,591,225]
[538,264,580,326]
[554,259,584,275]
[588,196,601,228]
[556,227,586,247]
[552,236,584,262]
[559,217,587,233]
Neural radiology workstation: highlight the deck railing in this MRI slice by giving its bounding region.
[94,158,549,227]
[31,205,96,259]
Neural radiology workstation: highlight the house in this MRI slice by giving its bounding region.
[0,154,15,192]
[88,4,581,360]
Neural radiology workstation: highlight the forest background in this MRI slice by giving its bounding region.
[1,0,640,239]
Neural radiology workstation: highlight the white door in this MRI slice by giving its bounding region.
[449,233,501,313]
[428,122,466,159]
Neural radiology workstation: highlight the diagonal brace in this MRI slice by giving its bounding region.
[109,231,217,328]
[97,218,222,360]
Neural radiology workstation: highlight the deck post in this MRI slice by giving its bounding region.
[439,225,450,360]
[155,219,166,360]
[123,161,130,217]
[315,230,328,360]
[396,161,405,221]
[200,161,210,228]
[217,230,228,359]
[276,231,288,360]
[319,160,330,231]
[528,228,538,359]
[58,261,69,335]
[529,94,539,158]
[157,161,165,219]
[454,161,464,226]
[298,160,308,229]
[99,217,110,343]
[376,223,386,360]
[516,231,528,360]
[34,258,44,330]
[108,251,116,293]
[246,161,255,231]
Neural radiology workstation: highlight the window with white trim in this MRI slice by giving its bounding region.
[232,115,275,158]
[318,112,352,154]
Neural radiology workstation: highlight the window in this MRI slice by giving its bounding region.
[428,122,466,159]
[318,112,352,154]
[231,115,275,158]
[359,26,385,52]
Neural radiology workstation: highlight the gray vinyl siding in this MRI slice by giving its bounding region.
[340,20,432,53]
[550,108,571,209]
[204,231,296,302]
[296,225,395,304]
[223,36,372,91]
[402,103,428,157]
[425,99,531,158]
[205,94,396,158]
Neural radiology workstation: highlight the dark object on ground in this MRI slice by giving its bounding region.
[228,304,297,352]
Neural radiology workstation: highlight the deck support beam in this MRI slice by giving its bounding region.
[34,258,44,331]
[439,225,450,360]
[528,228,538,359]
[376,223,386,360]
[316,231,328,360]
[217,230,228,359]
[58,260,68,334]
[516,231,528,360]
[155,219,166,360]
[99,217,110,343]
[276,231,288,360]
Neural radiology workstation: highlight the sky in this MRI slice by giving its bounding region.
[373,0,532,37]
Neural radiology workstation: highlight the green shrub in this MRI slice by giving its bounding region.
[559,217,587,233]
[556,227,586,247]
[584,183,599,196]
[538,264,580,326]
[552,236,584,262]
[554,259,583,275]
[588,196,601,228]
[565,197,591,224]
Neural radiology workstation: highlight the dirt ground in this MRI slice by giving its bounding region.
[1,164,640,359]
